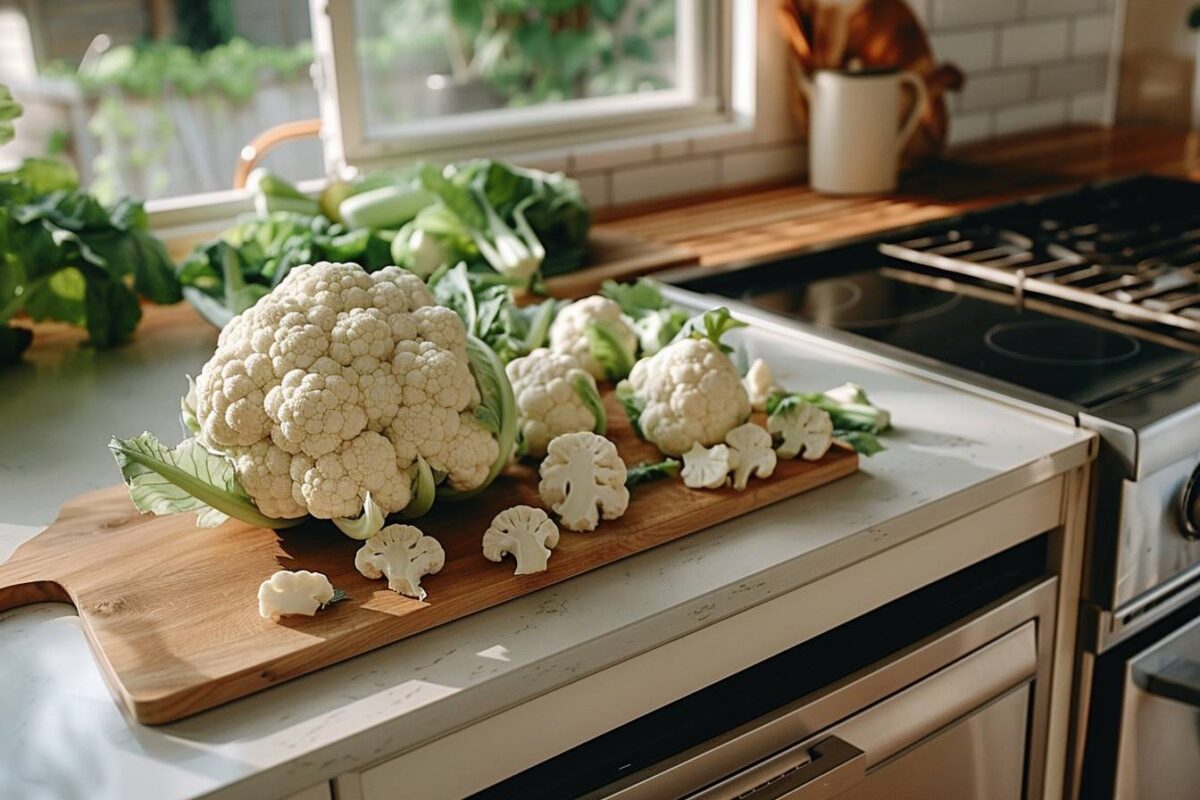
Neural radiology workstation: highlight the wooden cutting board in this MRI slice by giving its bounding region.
[0,394,857,724]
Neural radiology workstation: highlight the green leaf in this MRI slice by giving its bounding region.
[322,588,348,608]
[587,320,636,380]
[109,432,302,529]
[600,277,669,315]
[400,456,437,518]
[333,492,385,540]
[674,307,747,354]
[83,276,142,348]
[835,430,885,456]
[438,336,518,501]
[181,375,200,435]
[625,458,680,487]
[572,374,607,435]
[0,84,22,146]
[615,380,646,440]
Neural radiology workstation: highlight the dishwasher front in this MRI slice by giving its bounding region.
[472,538,1058,800]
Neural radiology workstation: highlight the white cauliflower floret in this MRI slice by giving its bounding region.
[506,349,606,457]
[482,505,560,575]
[354,523,445,600]
[192,262,501,521]
[548,296,638,380]
[681,442,734,489]
[768,400,834,460]
[742,358,777,413]
[257,570,335,620]
[725,423,777,490]
[619,337,751,457]
[538,432,630,532]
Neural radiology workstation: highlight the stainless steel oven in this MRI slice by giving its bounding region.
[665,175,1200,799]
[472,541,1057,800]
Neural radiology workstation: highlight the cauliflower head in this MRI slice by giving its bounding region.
[548,296,638,380]
[193,261,504,521]
[506,348,606,457]
[538,431,630,532]
[618,337,751,457]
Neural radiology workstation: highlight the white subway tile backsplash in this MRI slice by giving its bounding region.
[1035,59,1108,97]
[994,98,1068,134]
[930,0,1020,29]
[999,19,1070,66]
[655,137,692,159]
[720,144,807,188]
[611,156,721,205]
[571,141,656,171]
[1071,13,1115,58]
[947,110,994,146]
[1069,91,1108,123]
[931,29,998,72]
[958,69,1033,111]
[1023,0,1098,17]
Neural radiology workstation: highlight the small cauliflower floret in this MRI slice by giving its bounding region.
[742,358,777,413]
[354,523,446,600]
[548,296,638,380]
[768,400,833,460]
[257,570,335,620]
[538,432,630,532]
[681,442,734,489]
[189,262,504,521]
[619,338,751,457]
[725,423,777,490]
[482,505,560,575]
[506,349,606,457]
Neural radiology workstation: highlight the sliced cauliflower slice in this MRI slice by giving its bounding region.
[548,296,638,380]
[257,570,335,620]
[354,523,446,600]
[725,423,777,490]
[538,432,630,532]
[681,442,734,489]
[619,337,751,457]
[506,349,606,457]
[768,400,834,461]
[483,505,561,575]
[742,358,777,413]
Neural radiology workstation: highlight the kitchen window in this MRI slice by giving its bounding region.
[313,0,735,172]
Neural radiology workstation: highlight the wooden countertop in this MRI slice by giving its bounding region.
[601,125,1200,269]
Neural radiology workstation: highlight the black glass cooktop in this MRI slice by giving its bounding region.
[678,243,1200,412]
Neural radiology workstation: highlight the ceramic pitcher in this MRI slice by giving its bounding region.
[796,67,928,195]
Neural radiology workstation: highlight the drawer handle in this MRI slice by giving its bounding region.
[736,736,866,800]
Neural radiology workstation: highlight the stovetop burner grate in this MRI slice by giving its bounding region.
[878,177,1200,333]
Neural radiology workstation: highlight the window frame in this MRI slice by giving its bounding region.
[310,0,737,173]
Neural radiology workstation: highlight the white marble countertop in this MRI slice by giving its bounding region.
[0,316,1092,800]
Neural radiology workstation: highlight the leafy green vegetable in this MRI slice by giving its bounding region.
[108,432,301,529]
[177,212,393,324]
[625,458,680,487]
[834,431,885,456]
[674,307,747,354]
[615,379,646,439]
[248,169,319,218]
[0,84,20,145]
[0,102,182,365]
[600,277,688,355]
[587,319,636,380]
[428,262,560,363]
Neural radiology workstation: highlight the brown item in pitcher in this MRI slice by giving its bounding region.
[778,0,965,170]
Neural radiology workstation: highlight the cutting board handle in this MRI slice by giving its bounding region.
[0,571,69,612]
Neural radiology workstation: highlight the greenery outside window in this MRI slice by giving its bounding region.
[313,0,731,172]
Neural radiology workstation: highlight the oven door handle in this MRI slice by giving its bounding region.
[718,736,866,800]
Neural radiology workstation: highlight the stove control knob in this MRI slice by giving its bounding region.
[1182,463,1200,540]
